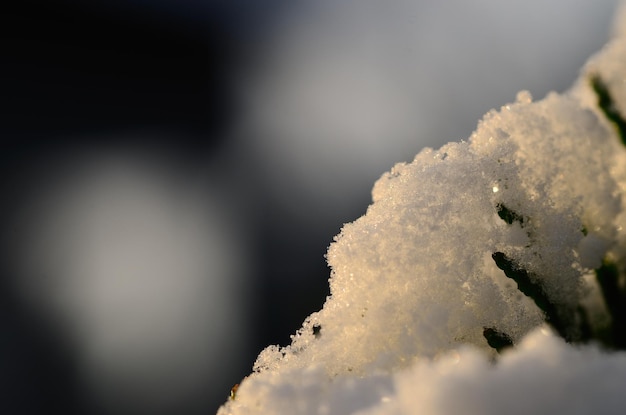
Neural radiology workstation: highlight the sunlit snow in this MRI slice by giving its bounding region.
[219,3,626,415]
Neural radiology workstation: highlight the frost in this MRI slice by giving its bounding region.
[219,4,626,415]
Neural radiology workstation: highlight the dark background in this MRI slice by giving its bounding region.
[2,1,332,413]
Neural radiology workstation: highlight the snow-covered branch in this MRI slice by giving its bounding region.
[219,4,626,414]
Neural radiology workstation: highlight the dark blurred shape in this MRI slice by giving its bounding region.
[1,1,262,414]
[2,0,229,150]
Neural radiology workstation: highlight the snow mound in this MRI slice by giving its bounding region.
[219,3,626,414]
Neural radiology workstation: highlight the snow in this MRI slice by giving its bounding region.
[227,328,626,415]
[219,3,626,414]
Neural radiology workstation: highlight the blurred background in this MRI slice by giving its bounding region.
[0,0,619,413]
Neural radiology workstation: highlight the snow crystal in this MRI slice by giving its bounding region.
[219,3,626,415]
